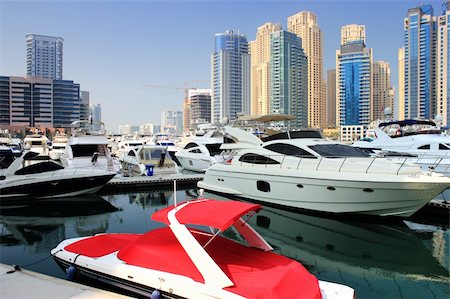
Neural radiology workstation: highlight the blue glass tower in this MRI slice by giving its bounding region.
[270,30,308,128]
[403,5,435,120]
[211,30,250,124]
[337,41,372,126]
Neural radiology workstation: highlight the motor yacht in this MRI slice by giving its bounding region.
[198,126,450,218]
[352,119,450,176]
[51,198,355,299]
[49,132,69,161]
[175,129,233,172]
[60,120,120,174]
[149,133,181,165]
[0,151,115,202]
[119,144,179,176]
[23,133,50,156]
[114,139,145,160]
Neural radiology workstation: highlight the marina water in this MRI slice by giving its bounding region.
[0,189,448,299]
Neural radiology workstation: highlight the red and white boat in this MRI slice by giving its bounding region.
[51,198,354,298]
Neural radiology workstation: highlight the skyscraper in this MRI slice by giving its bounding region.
[288,11,326,128]
[372,61,394,120]
[211,30,250,124]
[161,110,182,133]
[336,25,373,126]
[341,24,366,45]
[80,91,90,121]
[398,47,405,120]
[249,23,282,116]
[326,69,336,128]
[26,34,63,80]
[403,3,449,125]
[270,30,308,128]
[188,89,212,130]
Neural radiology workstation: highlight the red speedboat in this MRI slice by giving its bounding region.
[51,198,354,298]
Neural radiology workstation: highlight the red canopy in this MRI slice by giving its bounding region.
[152,199,261,231]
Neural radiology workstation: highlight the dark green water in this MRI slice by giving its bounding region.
[0,189,448,299]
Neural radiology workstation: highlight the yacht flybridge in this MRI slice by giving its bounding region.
[51,198,355,299]
[198,126,450,218]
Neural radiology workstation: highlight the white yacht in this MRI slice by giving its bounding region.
[49,132,69,161]
[119,144,179,176]
[114,139,145,160]
[175,129,232,172]
[352,119,450,176]
[198,126,450,218]
[23,134,50,156]
[60,121,120,174]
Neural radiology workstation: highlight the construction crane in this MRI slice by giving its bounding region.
[142,80,210,97]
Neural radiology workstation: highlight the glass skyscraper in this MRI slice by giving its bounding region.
[211,30,250,124]
[403,3,449,125]
[270,30,308,128]
[336,25,373,126]
[26,34,63,80]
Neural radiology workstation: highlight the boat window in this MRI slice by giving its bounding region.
[264,143,316,158]
[189,149,202,153]
[30,141,44,146]
[158,142,174,146]
[439,143,450,150]
[205,144,223,156]
[151,149,165,160]
[129,143,142,147]
[238,153,280,165]
[308,144,370,158]
[15,161,64,175]
[128,150,136,157]
[184,142,198,149]
[417,144,430,150]
[72,144,105,157]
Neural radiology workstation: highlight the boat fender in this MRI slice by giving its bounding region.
[151,290,161,299]
[66,265,77,281]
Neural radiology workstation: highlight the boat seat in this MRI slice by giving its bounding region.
[64,234,140,258]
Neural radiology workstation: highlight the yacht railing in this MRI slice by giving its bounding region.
[228,153,450,176]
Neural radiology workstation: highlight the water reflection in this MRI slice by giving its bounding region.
[0,195,119,251]
[0,189,448,299]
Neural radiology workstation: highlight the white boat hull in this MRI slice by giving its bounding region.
[198,164,450,217]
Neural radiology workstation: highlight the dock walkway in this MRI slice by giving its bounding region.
[0,263,131,299]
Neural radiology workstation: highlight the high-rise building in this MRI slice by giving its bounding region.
[270,30,308,128]
[398,47,405,120]
[161,110,182,133]
[80,91,90,121]
[188,89,211,130]
[0,76,81,129]
[372,61,394,120]
[403,3,449,125]
[288,11,326,128]
[249,23,282,116]
[211,30,250,124]
[139,123,156,136]
[326,69,336,128]
[336,25,373,126]
[89,103,102,124]
[26,34,63,80]
[436,1,449,125]
[341,24,366,45]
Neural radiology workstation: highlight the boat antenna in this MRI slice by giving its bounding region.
[173,180,177,208]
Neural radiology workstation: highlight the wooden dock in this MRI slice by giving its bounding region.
[100,173,204,194]
[0,263,130,299]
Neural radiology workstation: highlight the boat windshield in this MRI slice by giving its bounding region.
[308,144,370,158]
[205,144,223,156]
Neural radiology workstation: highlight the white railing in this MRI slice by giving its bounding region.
[223,152,450,176]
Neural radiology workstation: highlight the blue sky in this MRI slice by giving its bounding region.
[0,0,445,132]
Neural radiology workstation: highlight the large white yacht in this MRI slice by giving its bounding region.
[60,121,120,174]
[23,133,50,156]
[198,126,450,218]
[175,129,232,172]
[352,119,450,176]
